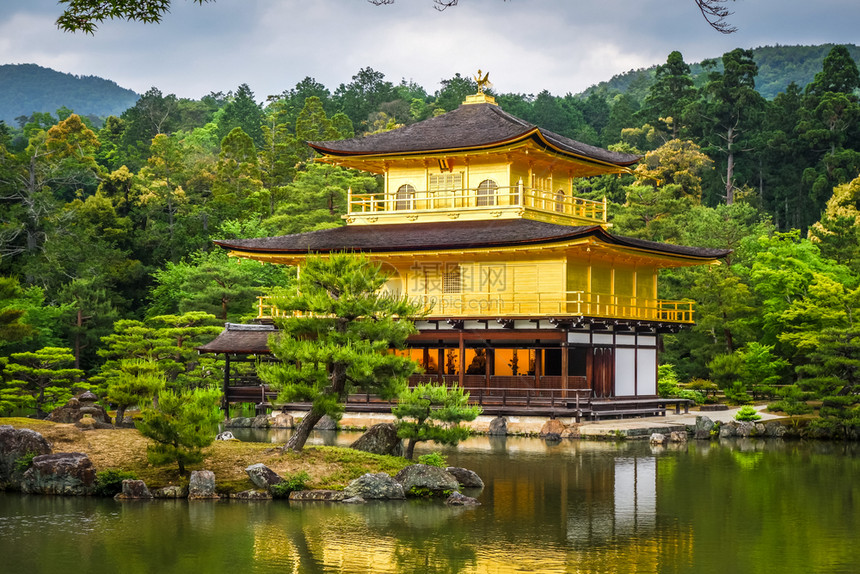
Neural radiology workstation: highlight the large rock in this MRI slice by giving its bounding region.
[445,467,484,489]
[153,485,186,499]
[115,479,152,500]
[187,470,219,499]
[270,412,294,429]
[21,452,96,495]
[251,414,270,429]
[224,417,253,428]
[540,419,565,440]
[0,426,53,488]
[649,433,667,445]
[350,423,403,456]
[488,416,508,436]
[695,416,715,433]
[765,421,787,438]
[314,415,338,430]
[245,463,283,490]
[342,472,405,500]
[694,429,712,440]
[394,464,459,497]
[47,392,112,427]
[736,421,756,438]
[669,431,688,443]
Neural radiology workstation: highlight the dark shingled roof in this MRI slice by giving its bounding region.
[197,323,274,354]
[215,220,731,260]
[308,103,639,167]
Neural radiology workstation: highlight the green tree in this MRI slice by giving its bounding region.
[137,386,222,475]
[105,358,166,425]
[809,175,860,271]
[640,51,697,139]
[4,346,85,415]
[258,253,421,452]
[217,84,264,148]
[0,276,35,345]
[211,127,264,221]
[392,383,482,459]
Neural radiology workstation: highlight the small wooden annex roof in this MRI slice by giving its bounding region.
[215,219,731,262]
[196,323,274,354]
[307,102,639,170]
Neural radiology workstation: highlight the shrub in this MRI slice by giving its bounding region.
[417,452,447,468]
[735,405,762,421]
[269,471,310,498]
[14,452,37,473]
[94,469,139,497]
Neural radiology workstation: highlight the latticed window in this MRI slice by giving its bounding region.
[443,265,462,293]
[476,179,498,206]
[555,189,566,213]
[395,184,415,210]
[429,173,462,193]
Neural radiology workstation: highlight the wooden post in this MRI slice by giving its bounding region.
[534,348,542,389]
[484,347,492,390]
[423,348,430,382]
[458,331,465,388]
[223,354,231,420]
[437,348,444,384]
[561,342,569,399]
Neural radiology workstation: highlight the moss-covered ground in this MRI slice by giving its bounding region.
[2,418,411,494]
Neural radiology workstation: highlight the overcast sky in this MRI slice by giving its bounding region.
[1,0,858,101]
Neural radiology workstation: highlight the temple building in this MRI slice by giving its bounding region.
[203,89,729,417]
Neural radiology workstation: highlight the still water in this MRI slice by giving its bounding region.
[1,433,858,574]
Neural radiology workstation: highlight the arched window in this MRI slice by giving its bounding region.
[395,184,415,210]
[476,179,498,207]
[555,189,566,213]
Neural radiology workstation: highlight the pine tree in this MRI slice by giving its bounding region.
[137,386,222,475]
[4,347,85,415]
[393,383,482,459]
[105,358,166,425]
[259,253,421,452]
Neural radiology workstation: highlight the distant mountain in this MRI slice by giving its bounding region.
[578,44,860,102]
[0,63,139,125]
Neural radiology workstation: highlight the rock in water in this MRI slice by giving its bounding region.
[116,479,152,500]
[649,433,667,445]
[314,415,338,430]
[0,426,52,488]
[288,490,345,502]
[488,416,508,436]
[270,412,294,429]
[342,472,405,500]
[188,470,219,499]
[695,416,715,433]
[21,452,96,496]
[446,492,480,506]
[153,485,186,499]
[540,419,565,440]
[669,431,688,443]
[350,423,403,456]
[394,464,459,497]
[245,463,283,490]
[234,490,272,500]
[445,467,484,489]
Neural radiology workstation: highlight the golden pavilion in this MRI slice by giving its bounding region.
[204,90,729,418]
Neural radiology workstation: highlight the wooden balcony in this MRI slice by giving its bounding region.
[345,184,607,225]
[257,291,695,324]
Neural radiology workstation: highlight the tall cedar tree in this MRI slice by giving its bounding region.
[393,383,482,459]
[259,253,421,452]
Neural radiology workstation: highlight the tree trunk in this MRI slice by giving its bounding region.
[283,408,326,452]
[404,438,418,460]
[115,405,126,427]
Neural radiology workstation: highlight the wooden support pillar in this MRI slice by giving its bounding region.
[487,348,494,390]
[534,348,542,389]
[437,347,444,384]
[484,347,492,390]
[561,342,569,399]
[458,330,465,388]
[423,348,430,381]
[223,354,231,420]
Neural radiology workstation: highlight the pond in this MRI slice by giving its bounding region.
[1,433,858,574]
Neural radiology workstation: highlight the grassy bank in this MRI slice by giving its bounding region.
[2,418,411,494]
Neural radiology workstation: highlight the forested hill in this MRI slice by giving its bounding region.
[0,63,139,124]
[580,44,860,101]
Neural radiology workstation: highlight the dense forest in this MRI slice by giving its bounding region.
[2,45,859,436]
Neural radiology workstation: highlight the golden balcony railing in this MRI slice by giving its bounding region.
[257,291,695,324]
[346,183,607,223]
